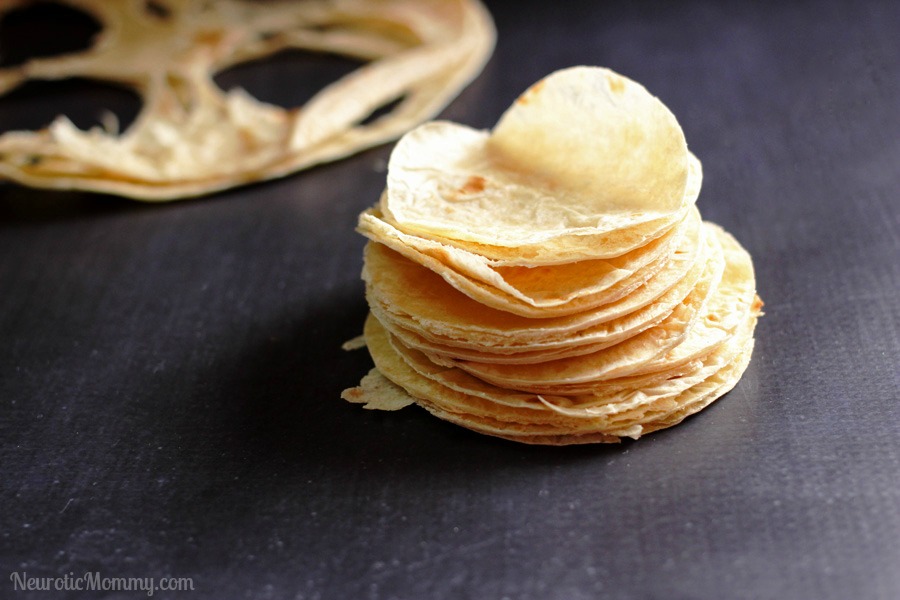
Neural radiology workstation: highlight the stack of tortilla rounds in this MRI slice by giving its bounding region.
[342,66,763,445]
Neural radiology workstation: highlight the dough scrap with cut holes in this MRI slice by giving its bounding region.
[0,0,495,200]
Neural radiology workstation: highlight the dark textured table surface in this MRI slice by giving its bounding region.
[2,1,899,599]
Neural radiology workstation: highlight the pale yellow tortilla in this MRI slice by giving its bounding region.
[382,67,693,248]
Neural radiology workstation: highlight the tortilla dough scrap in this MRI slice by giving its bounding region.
[0,0,495,200]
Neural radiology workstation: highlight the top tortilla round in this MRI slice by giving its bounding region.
[382,66,691,248]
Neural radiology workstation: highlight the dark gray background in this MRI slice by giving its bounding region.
[1,1,898,599]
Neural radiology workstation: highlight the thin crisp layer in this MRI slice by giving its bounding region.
[361,205,696,308]
[348,311,757,444]
[381,153,702,266]
[366,219,708,356]
[445,224,729,388]
[383,67,691,247]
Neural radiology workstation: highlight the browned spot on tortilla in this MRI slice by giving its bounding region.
[752,295,765,315]
[516,78,546,105]
[459,175,486,194]
[194,29,224,46]
[342,387,364,401]
[606,73,625,94]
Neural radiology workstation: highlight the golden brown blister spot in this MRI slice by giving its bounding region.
[342,387,365,402]
[516,78,546,105]
[194,29,225,46]
[752,295,765,315]
[606,72,626,95]
[459,175,486,194]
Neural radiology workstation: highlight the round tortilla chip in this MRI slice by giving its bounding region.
[380,152,702,266]
[382,67,692,249]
